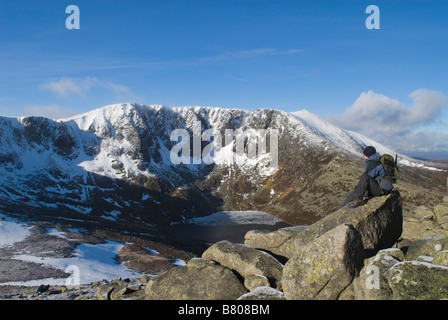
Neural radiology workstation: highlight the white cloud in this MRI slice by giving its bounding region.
[326,89,448,159]
[39,77,96,98]
[39,77,138,101]
[328,89,448,137]
[102,81,136,100]
[23,104,78,120]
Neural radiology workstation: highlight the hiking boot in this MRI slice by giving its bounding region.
[348,195,365,208]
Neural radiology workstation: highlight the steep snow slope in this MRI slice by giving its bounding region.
[292,110,398,159]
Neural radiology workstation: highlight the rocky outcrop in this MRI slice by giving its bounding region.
[145,258,247,300]
[244,226,306,258]
[402,195,448,239]
[202,241,283,288]
[399,237,448,260]
[349,195,448,300]
[293,190,402,255]
[353,249,404,300]
[140,191,403,300]
[92,191,448,300]
[238,286,285,300]
[245,191,402,258]
[96,278,146,300]
[388,260,448,300]
[282,224,365,300]
[349,245,448,300]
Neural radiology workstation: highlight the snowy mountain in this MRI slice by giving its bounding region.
[0,103,439,229]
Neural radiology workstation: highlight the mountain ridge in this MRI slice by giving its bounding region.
[0,103,446,233]
[59,103,429,166]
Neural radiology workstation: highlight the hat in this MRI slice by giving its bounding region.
[363,146,376,158]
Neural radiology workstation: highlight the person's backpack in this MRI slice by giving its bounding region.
[379,154,399,183]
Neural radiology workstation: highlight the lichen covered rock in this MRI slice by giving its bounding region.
[389,261,448,300]
[145,258,247,300]
[293,191,402,255]
[282,224,364,300]
[202,240,283,287]
[244,226,307,259]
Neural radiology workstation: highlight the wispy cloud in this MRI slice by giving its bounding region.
[227,75,250,82]
[39,77,139,101]
[39,77,95,98]
[25,48,303,77]
[119,48,304,70]
[200,48,303,63]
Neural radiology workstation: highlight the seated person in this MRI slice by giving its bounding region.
[343,146,393,208]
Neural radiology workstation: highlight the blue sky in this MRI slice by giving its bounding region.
[1,0,448,158]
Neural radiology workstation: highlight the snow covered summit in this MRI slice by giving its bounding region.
[0,103,431,227]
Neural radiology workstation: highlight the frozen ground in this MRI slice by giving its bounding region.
[187,210,285,226]
[0,215,31,248]
[6,241,144,287]
[0,215,143,287]
[0,212,190,299]
[0,209,288,299]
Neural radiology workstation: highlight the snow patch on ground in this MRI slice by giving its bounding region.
[0,222,161,287]
[0,215,31,248]
[6,241,143,286]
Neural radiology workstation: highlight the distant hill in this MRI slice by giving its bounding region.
[424,159,448,170]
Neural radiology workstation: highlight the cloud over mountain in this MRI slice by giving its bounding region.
[327,89,448,158]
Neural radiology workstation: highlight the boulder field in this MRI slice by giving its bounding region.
[96,191,448,300]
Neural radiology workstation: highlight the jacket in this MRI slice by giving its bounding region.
[364,152,393,192]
